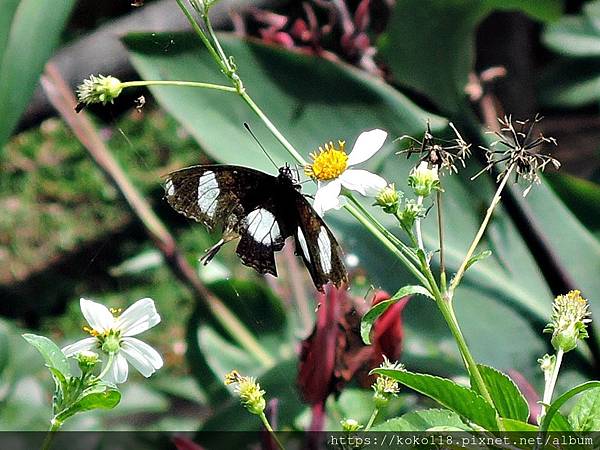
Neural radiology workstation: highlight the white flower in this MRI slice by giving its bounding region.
[304,129,388,214]
[62,298,163,384]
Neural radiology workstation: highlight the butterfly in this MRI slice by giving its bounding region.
[164,164,348,291]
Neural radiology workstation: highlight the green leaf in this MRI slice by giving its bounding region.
[568,386,600,431]
[471,364,529,421]
[22,333,70,376]
[361,285,432,344]
[123,32,444,172]
[0,0,76,149]
[500,418,538,431]
[371,409,471,431]
[543,16,600,57]
[379,0,561,114]
[538,59,600,108]
[464,250,492,272]
[373,368,498,430]
[55,384,121,422]
[541,381,600,432]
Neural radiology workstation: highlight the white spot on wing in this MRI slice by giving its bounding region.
[317,228,332,274]
[246,209,280,245]
[297,227,310,262]
[165,179,175,196]
[197,171,219,217]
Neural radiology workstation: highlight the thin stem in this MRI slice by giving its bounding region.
[174,0,228,75]
[415,195,424,250]
[436,190,446,292]
[541,349,564,418]
[344,203,429,287]
[97,352,115,380]
[436,298,495,408]
[259,412,285,450]
[41,419,62,450]
[364,408,380,431]
[240,92,306,165]
[449,164,515,294]
[120,80,236,93]
[347,194,420,266]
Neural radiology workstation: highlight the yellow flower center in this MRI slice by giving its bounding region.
[305,140,348,181]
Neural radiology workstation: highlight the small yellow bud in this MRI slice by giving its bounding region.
[372,357,403,408]
[340,418,363,432]
[544,290,591,353]
[224,370,266,416]
[76,74,123,107]
[408,161,440,197]
[373,184,401,214]
[74,350,99,373]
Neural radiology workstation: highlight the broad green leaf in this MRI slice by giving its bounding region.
[500,418,538,431]
[379,0,562,114]
[464,250,492,272]
[543,16,600,57]
[541,381,600,432]
[0,0,76,149]
[373,368,498,430]
[361,285,432,344]
[22,333,70,376]
[538,59,600,108]
[55,386,121,422]
[471,364,529,421]
[371,409,471,431]
[124,32,444,173]
[548,411,573,432]
[568,386,600,431]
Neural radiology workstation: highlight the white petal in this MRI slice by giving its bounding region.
[62,337,96,357]
[108,353,129,384]
[122,337,163,377]
[117,298,161,336]
[347,129,387,166]
[339,169,387,196]
[313,180,342,215]
[80,298,114,333]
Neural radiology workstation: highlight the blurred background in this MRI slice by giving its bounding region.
[1,0,599,436]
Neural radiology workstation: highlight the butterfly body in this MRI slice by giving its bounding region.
[164,164,347,291]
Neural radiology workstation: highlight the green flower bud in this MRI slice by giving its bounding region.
[372,357,403,408]
[397,199,425,231]
[537,354,555,382]
[224,370,266,416]
[75,350,99,373]
[76,74,123,107]
[101,333,121,354]
[373,184,402,214]
[340,418,363,432]
[544,290,591,353]
[408,161,440,197]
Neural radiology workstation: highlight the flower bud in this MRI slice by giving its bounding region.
[544,290,591,353]
[537,354,555,382]
[408,161,440,197]
[372,357,402,408]
[397,199,425,231]
[76,74,123,107]
[340,418,363,432]
[224,370,266,416]
[373,184,402,214]
[75,350,99,373]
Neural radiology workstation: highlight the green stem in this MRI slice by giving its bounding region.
[364,408,379,431]
[174,0,228,75]
[120,80,236,93]
[40,419,62,450]
[259,412,285,450]
[97,352,115,380]
[415,195,425,250]
[347,194,419,265]
[240,91,306,165]
[540,349,564,418]
[436,189,447,292]
[344,202,429,287]
[449,165,514,295]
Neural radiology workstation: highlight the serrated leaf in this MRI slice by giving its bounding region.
[361,285,432,344]
[471,364,529,421]
[541,381,600,432]
[22,334,70,376]
[568,386,600,431]
[464,250,492,272]
[371,409,471,431]
[373,368,498,430]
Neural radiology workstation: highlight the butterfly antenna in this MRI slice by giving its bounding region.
[244,122,278,170]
